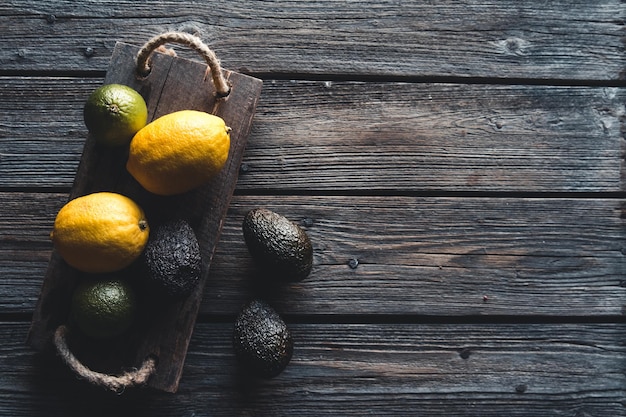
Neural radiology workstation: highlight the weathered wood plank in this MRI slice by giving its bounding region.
[1,1,625,81]
[240,81,626,192]
[3,322,626,416]
[208,195,626,316]
[1,77,624,192]
[3,193,625,316]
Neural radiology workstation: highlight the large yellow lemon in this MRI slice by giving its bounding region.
[50,192,149,273]
[126,110,231,196]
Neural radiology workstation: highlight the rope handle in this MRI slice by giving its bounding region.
[54,325,157,393]
[136,31,231,97]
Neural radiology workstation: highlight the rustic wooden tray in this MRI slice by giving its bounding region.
[27,39,263,393]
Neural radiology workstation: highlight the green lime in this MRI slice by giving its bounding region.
[70,278,136,339]
[83,84,148,147]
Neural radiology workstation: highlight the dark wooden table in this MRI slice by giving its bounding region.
[2,1,625,415]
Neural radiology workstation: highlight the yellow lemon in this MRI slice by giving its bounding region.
[50,192,149,273]
[127,110,231,196]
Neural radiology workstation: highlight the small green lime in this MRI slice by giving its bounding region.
[70,278,136,339]
[83,84,148,147]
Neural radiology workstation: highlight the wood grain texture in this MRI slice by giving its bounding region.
[1,77,624,192]
[208,195,626,316]
[240,81,626,192]
[3,193,625,316]
[1,1,625,80]
[3,322,625,416]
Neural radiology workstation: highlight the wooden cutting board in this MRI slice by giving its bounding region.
[27,40,263,393]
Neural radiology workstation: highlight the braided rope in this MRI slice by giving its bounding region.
[136,31,231,97]
[54,325,157,393]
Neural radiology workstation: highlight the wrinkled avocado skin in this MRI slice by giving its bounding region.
[242,208,313,281]
[233,299,293,378]
[139,219,202,299]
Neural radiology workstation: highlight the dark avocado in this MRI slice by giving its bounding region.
[242,208,313,282]
[138,219,202,300]
[233,299,293,378]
